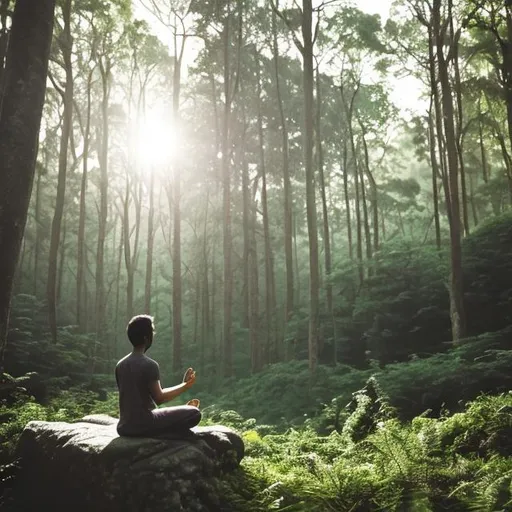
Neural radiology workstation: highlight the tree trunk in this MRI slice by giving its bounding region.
[301,0,319,373]
[478,98,489,183]
[57,218,67,303]
[0,0,56,369]
[359,124,379,253]
[249,197,260,373]
[77,67,93,329]
[201,189,210,376]
[342,82,363,282]
[450,9,469,236]
[33,154,44,297]
[94,56,111,369]
[171,16,186,374]
[47,0,73,343]
[123,177,142,321]
[221,3,233,377]
[316,69,333,320]
[428,98,442,250]
[342,138,353,260]
[256,56,277,364]
[144,172,155,313]
[433,0,466,341]
[242,151,250,329]
[360,162,372,268]
[428,24,452,225]
[114,214,124,362]
[272,8,293,324]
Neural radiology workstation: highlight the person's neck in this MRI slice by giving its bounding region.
[132,346,146,355]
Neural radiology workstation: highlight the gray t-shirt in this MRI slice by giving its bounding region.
[115,353,160,435]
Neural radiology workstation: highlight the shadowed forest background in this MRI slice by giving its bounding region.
[1,0,512,510]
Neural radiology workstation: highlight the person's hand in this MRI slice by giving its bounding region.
[183,367,196,388]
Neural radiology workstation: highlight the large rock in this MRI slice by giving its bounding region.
[10,414,244,512]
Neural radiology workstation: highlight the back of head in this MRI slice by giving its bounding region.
[127,315,154,347]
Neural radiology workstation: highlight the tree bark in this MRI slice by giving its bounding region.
[272,9,294,324]
[33,155,44,297]
[302,0,319,373]
[77,66,94,329]
[221,2,234,377]
[341,138,353,260]
[94,55,111,369]
[316,69,333,320]
[249,200,260,373]
[256,55,277,364]
[47,0,73,343]
[144,172,155,313]
[171,13,187,374]
[433,0,466,340]
[0,0,56,368]
[428,98,442,250]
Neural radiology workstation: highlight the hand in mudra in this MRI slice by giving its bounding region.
[183,367,196,388]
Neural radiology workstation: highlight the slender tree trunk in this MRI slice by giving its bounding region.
[428,24,452,225]
[171,20,186,374]
[47,0,73,343]
[342,138,353,260]
[360,163,372,268]
[428,98,442,250]
[272,9,294,324]
[124,178,142,321]
[434,0,466,341]
[301,0,319,373]
[359,124,379,253]
[478,99,489,184]
[0,0,56,369]
[201,189,210,376]
[33,154,44,297]
[242,154,250,329]
[316,69,332,319]
[256,56,277,364]
[94,57,111,369]
[57,218,67,303]
[293,210,300,307]
[450,9,469,236]
[249,199,260,373]
[77,68,93,328]
[221,3,234,377]
[469,170,479,226]
[114,215,124,361]
[342,82,363,282]
[145,172,155,313]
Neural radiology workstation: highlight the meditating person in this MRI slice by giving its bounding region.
[115,314,201,437]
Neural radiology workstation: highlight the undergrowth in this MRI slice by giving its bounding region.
[1,384,511,510]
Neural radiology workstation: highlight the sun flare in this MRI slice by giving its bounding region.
[134,110,178,171]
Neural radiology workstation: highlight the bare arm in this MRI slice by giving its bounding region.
[150,371,196,405]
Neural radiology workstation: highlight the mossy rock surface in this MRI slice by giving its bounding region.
[9,414,244,512]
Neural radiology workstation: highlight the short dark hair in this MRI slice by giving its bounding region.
[127,315,154,347]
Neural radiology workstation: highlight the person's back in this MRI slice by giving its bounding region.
[115,352,159,436]
[115,314,201,437]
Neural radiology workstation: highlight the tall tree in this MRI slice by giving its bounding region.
[0,0,56,368]
[47,0,74,343]
[273,0,320,372]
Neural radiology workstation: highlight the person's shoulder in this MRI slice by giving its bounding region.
[116,354,132,367]
[143,355,159,367]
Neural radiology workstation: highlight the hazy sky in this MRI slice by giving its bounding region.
[132,0,424,114]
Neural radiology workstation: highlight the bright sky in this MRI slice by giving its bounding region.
[132,0,424,115]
